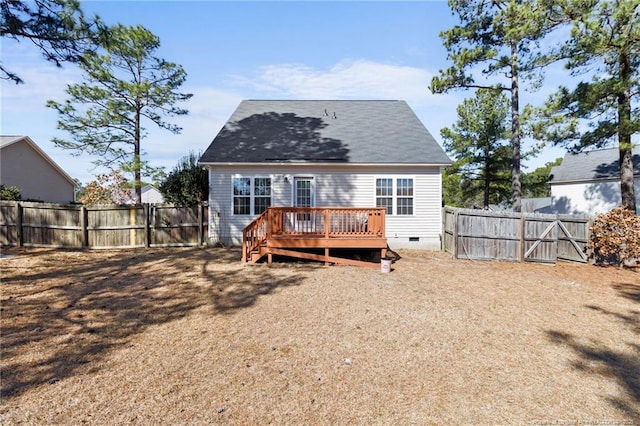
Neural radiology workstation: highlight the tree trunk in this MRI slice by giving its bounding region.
[619,145,635,212]
[483,146,490,209]
[510,42,522,212]
[134,109,142,204]
[618,52,636,213]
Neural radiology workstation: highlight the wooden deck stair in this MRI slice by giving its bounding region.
[242,207,388,268]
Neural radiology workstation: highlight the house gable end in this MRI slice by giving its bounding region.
[0,135,76,187]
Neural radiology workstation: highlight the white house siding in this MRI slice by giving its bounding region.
[207,164,444,249]
[141,186,165,203]
[551,178,640,215]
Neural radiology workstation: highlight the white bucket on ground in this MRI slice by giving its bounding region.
[381,258,392,273]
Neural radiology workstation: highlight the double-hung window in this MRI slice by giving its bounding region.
[375,178,393,214]
[233,176,271,215]
[254,177,271,214]
[375,177,413,215]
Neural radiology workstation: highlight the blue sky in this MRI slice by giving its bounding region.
[1,0,569,184]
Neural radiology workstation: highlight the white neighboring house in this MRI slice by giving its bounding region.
[121,185,164,204]
[0,135,76,203]
[549,146,640,215]
[199,100,451,249]
[141,185,164,203]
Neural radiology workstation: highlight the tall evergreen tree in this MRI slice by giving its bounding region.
[441,88,512,208]
[521,157,562,198]
[442,172,466,208]
[430,0,560,211]
[47,24,193,204]
[534,0,639,212]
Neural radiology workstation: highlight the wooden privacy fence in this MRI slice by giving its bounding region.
[442,207,591,264]
[0,201,208,249]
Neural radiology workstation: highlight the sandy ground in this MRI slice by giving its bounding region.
[0,247,638,425]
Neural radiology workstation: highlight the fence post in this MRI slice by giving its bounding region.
[16,202,23,247]
[452,209,459,259]
[80,205,88,248]
[518,214,525,262]
[144,203,151,248]
[585,217,593,264]
[441,207,445,251]
[198,203,204,245]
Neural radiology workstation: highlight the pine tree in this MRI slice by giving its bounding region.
[431,0,561,211]
[534,0,639,212]
[47,24,192,203]
[441,89,512,208]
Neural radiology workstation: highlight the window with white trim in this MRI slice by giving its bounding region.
[375,178,393,214]
[254,177,271,214]
[375,178,413,215]
[396,178,414,215]
[233,176,271,215]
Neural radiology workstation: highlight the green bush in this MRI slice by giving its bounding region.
[159,151,208,206]
[0,185,21,201]
[589,206,640,267]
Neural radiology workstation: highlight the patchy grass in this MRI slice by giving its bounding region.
[0,247,638,424]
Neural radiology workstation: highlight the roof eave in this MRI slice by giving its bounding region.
[550,176,636,185]
[198,161,451,167]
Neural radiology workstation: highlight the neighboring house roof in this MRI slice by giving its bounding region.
[0,135,76,186]
[550,145,640,183]
[200,100,451,165]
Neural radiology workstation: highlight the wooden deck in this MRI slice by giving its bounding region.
[242,207,388,267]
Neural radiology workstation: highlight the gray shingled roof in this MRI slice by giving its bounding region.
[199,100,451,165]
[550,146,640,183]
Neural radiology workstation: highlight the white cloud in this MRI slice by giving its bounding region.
[236,59,437,104]
[147,87,243,154]
[1,63,82,113]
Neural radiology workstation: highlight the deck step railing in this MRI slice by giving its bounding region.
[241,209,269,262]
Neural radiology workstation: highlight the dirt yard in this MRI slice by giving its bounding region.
[0,247,638,425]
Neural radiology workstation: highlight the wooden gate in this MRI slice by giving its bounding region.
[556,215,590,263]
[523,215,558,263]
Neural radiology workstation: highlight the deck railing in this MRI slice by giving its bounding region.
[242,207,386,262]
[272,207,385,237]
